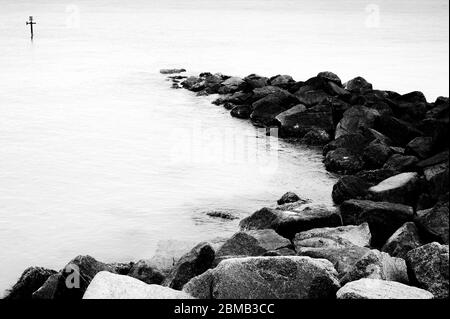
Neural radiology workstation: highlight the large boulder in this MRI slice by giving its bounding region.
[376,115,423,146]
[243,74,268,89]
[218,77,246,94]
[339,199,414,247]
[182,76,204,91]
[301,128,332,145]
[83,271,193,299]
[415,200,449,244]
[405,137,434,159]
[252,85,286,101]
[368,172,420,206]
[239,205,342,240]
[406,242,449,299]
[382,222,423,259]
[418,152,449,201]
[344,77,373,93]
[340,250,409,285]
[183,256,340,299]
[250,91,299,126]
[269,74,295,89]
[355,169,397,186]
[163,242,215,290]
[230,105,251,119]
[335,106,380,139]
[323,133,370,156]
[127,260,165,285]
[294,86,330,107]
[317,71,342,86]
[337,278,434,299]
[4,267,57,300]
[362,141,393,169]
[332,175,371,204]
[213,91,254,106]
[383,154,419,172]
[324,148,364,175]
[277,192,301,205]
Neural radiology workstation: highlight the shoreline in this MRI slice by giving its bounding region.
[4,69,448,299]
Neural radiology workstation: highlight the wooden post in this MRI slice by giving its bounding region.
[26,16,36,40]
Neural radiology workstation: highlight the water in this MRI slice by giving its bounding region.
[0,0,448,295]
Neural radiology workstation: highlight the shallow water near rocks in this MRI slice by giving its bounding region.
[0,0,448,295]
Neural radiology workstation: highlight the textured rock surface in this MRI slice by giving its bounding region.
[332,175,370,204]
[382,222,423,259]
[4,267,56,300]
[415,200,449,244]
[277,192,301,205]
[324,148,364,175]
[127,260,165,285]
[368,172,420,206]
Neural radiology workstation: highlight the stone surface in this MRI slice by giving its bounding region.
[127,260,165,285]
[356,169,397,186]
[4,267,57,300]
[362,141,393,169]
[332,175,370,204]
[324,148,364,175]
[405,137,434,159]
[335,106,379,139]
[250,92,299,126]
[339,199,414,247]
[301,128,331,145]
[230,105,251,119]
[415,200,449,244]
[376,115,423,146]
[294,87,330,107]
[269,74,295,89]
[83,271,193,299]
[337,278,434,299]
[322,133,369,156]
[368,172,420,206]
[183,256,340,299]
[277,192,300,205]
[344,76,373,93]
[383,154,419,172]
[160,68,186,74]
[218,77,246,94]
[406,242,449,299]
[382,222,423,259]
[244,74,268,89]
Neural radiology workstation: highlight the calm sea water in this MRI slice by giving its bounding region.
[0,0,448,295]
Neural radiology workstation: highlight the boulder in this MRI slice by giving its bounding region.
[83,271,193,299]
[218,77,246,94]
[344,77,373,93]
[239,205,342,240]
[213,91,254,106]
[250,91,299,126]
[398,91,427,104]
[382,222,423,259]
[205,210,239,220]
[383,154,419,172]
[335,106,380,139]
[277,192,300,205]
[326,81,351,98]
[269,74,295,89]
[330,98,352,125]
[163,242,215,290]
[4,267,57,300]
[183,256,340,299]
[406,242,449,299]
[127,260,165,285]
[252,85,286,101]
[182,76,204,91]
[230,105,251,119]
[323,133,370,156]
[332,175,371,204]
[337,278,434,299]
[363,128,393,146]
[405,137,434,159]
[415,200,449,244]
[362,141,393,169]
[243,74,268,89]
[301,128,331,146]
[368,172,420,206]
[109,262,134,275]
[324,148,364,175]
[355,169,397,186]
[294,87,330,106]
[420,157,449,201]
[339,199,414,247]
[160,68,186,74]
[340,250,409,285]
[376,115,423,146]
[317,71,342,86]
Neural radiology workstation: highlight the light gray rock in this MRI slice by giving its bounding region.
[368,172,420,206]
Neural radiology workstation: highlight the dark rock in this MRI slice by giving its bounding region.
[330,98,351,125]
[277,192,300,205]
[415,200,449,244]
[160,68,186,74]
[163,242,215,290]
[230,105,251,119]
[182,76,204,91]
[344,77,373,93]
[323,133,370,156]
[206,210,239,220]
[109,262,134,275]
[250,91,299,126]
[397,91,427,104]
[239,204,342,240]
[183,256,340,299]
[218,77,247,94]
[127,260,165,285]
[301,128,331,146]
[324,148,364,175]
[4,267,57,300]
[212,91,254,106]
[362,128,393,146]
[269,74,295,89]
[395,101,428,122]
[383,154,419,172]
[405,137,434,159]
[406,242,449,299]
[223,102,237,110]
[368,172,420,207]
[326,81,351,98]
[317,71,342,86]
[243,74,268,89]
[263,248,297,256]
[362,141,393,169]
[32,273,65,299]
[426,99,449,120]
[376,115,423,146]
[335,106,380,139]
[332,175,370,204]
[252,85,287,101]
[382,222,423,259]
[416,150,449,168]
[294,87,330,106]
[420,155,449,201]
[355,169,397,186]
[339,199,414,247]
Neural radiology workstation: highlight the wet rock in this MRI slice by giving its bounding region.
[376,115,423,146]
[182,76,205,91]
[160,68,186,74]
[415,200,449,244]
[301,128,331,146]
[230,105,251,119]
[83,271,193,299]
[127,260,165,285]
[405,137,434,159]
[368,172,420,206]
[4,267,57,300]
[206,210,239,220]
[335,106,380,139]
[163,242,215,290]
[406,242,449,299]
[383,154,419,172]
[340,250,409,285]
[362,141,393,169]
[355,169,397,186]
[317,71,342,86]
[239,205,342,240]
[277,192,301,205]
[269,74,295,89]
[183,256,340,299]
[213,91,254,106]
[252,85,287,101]
[332,175,370,204]
[337,278,434,299]
[294,87,330,106]
[339,199,414,247]
[344,77,373,93]
[323,133,370,156]
[324,148,364,175]
[250,91,299,126]
[218,77,246,94]
[243,74,268,89]
[382,222,423,259]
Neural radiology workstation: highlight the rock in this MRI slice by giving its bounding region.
[326,82,351,99]
[383,154,419,172]
[4,267,57,300]
[32,273,66,299]
[335,106,380,139]
[294,223,372,251]
[277,192,300,205]
[163,242,215,290]
[252,85,286,101]
[344,77,373,93]
[405,137,434,159]
[406,242,449,299]
[355,169,397,186]
[340,250,409,285]
[324,148,364,175]
[199,73,226,94]
[213,91,254,106]
[368,172,420,206]
[415,200,449,244]
[337,278,434,299]
[301,128,331,146]
[421,157,449,201]
[376,115,423,146]
[127,260,165,285]
[362,141,393,169]
[323,133,370,156]
[426,99,449,120]
[363,128,393,146]
[294,87,330,106]
[183,256,340,299]
[182,76,204,91]
[218,77,246,94]
[250,91,299,126]
[243,74,268,89]
[417,150,449,168]
[83,271,193,299]
[109,262,134,275]
[339,199,414,247]
[269,74,295,89]
[160,68,186,74]
[317,71,342,85]
[332,175,370,204]
[239,205,342,240]
[230,105,251,119]
[263,248,297,256]
[215,229,291,263]
[382,222,423,259]
[205,210,239,220]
